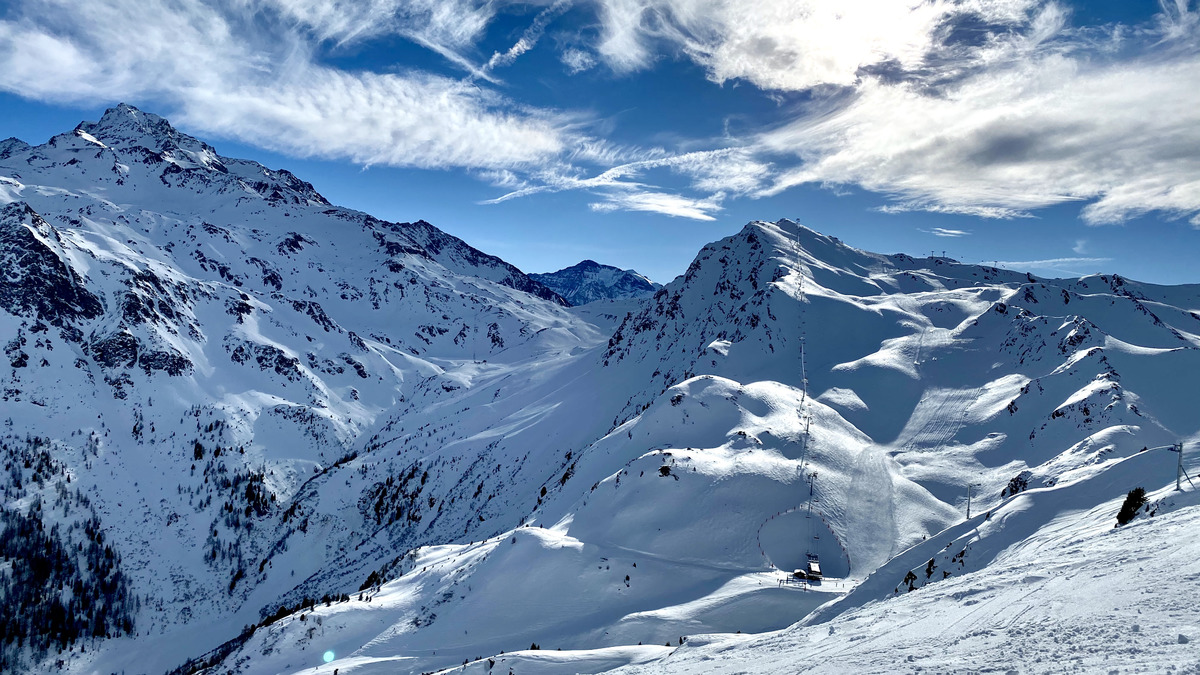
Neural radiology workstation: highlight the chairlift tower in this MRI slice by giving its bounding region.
[1177,442,1184,491]
[966,482,982,519]
[1171,442,1194,491]
[1144,443,1194,491]
[805,470,820,559]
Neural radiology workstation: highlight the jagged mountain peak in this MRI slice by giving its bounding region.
[0,105,575,317]
[0,103,333,208]
[531,258,660,305]
[0,137,31,159]
[70,102,218,168]
[723,218,1042,294]
[76,102,188,151]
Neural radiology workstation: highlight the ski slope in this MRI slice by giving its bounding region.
[612,459,1200,675]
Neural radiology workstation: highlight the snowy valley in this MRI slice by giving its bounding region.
[1,106,1198,675]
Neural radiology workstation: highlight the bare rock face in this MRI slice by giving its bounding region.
[0,202,104,328]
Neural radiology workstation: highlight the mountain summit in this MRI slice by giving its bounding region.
[531,259,661,305]
[0,104,586,671]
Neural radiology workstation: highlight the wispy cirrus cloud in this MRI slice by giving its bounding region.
[754,18,1200,225]
[259,0,504,81]
[0,0,570,170]
[560,48,597,74]
[4,0,1199,227]
[480,147,764,220]
[491,0,1200,224]
[261,0,495,51]
[594,0,1200,225]
[922,228,972,238]
[484,0,574,73]
[994,256,1113,277]
[589,191,723,220]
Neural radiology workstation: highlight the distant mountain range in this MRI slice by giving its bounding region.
[532,259,661,305]
[1,105,1197,675]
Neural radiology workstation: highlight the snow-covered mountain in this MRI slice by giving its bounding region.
[192,220,1199,675]
[1,105,1198,675]
[0,104,588,672]
[531,259,661,305]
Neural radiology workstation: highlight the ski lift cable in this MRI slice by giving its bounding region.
[794,223,821,559]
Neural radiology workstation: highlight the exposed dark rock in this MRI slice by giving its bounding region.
[277,232,315,256]
[248,257,284,290]
[341,354,369,379]
[4,334,28,368]
[0,203,104,327]
[139,349,193,376]
[227,295,254,321]
[291,299,340,333]
[228,339,304,381]
[90,330,139,369]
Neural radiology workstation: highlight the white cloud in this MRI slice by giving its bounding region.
[185,71,567,169]
[754,10,1200,225]
[994,256,1113,276]
[480,147,758,220]
[0,0,568,169]
[262,0,501,79]
[484,0,573,73]
[664,149,771,195]
[922,227,971,237]
[567,0,1200,227]
[589,191,723,220]
[561,48,598,74]
[5,0,1197,229]
[879,203,1032,219]
[594,0,656,73]
[521,0,1200,226]
[262,0,494,48]
[590,0,1038,89]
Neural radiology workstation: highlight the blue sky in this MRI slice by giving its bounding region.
[1,0,1198,285]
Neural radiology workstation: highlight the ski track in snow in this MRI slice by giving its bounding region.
[613,488,1200,675]
[844,445,898,574]
[893,386,983,453]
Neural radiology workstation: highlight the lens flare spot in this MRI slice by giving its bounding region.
[323,650,335,663]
